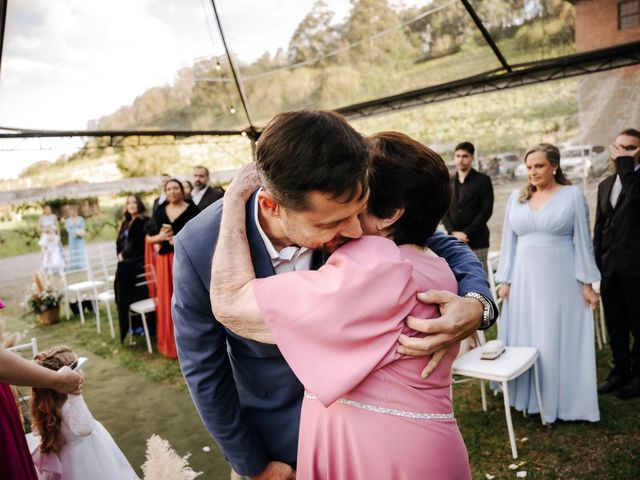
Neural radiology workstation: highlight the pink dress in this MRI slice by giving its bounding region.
[253,236,471,480]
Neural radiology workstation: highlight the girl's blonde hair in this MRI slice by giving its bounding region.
[518,143,571,203]
[30,345,77,453]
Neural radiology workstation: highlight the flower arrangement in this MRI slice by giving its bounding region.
[23,270,63,317]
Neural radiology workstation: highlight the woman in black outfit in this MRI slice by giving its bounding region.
[114,195,149,342]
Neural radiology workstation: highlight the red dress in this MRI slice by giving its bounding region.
[0,383,39,479]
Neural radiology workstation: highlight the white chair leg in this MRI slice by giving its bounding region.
[480,379,487,412]
[599,302,607,345]
[128,311,134,346]
[32,338,39,357]
[106,300,115,339]
[76,292,85,325]
[533,363,546,426]
[64,296,70,320]
[95,300,101,334]
[501,381,518,459]
[141,312,153,354]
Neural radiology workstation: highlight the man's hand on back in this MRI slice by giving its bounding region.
[251,461,296,480]
[397,290,483,379]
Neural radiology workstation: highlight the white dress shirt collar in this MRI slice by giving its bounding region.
[253,190,312,273]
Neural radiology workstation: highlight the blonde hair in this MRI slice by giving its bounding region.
[30,345,77,453]
[518,143,571,203]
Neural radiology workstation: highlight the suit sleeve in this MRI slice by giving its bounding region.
[427,230,498,327]
[462,176,494,236]
[593,184,604,271]
[172,235,269,477]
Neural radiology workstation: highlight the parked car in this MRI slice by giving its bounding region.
[492,152,521,178]
[560,145,609,179]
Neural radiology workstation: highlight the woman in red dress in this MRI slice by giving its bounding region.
[146,179,199,358]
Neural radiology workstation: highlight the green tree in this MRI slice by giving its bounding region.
[287,0,339,65]
[343,0,417,65]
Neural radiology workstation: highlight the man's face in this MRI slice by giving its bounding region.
[267,188,369,253]
[454,149,474,173]
[193,168,209,189]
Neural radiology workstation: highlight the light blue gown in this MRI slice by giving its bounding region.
[65,216,87,270]
[495,186,601,423]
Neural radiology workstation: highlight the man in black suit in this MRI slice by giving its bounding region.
[594,128,640,399]
[191,165,225,211]
[442,141,494,272]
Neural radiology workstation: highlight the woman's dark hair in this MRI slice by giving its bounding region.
[116,194,147,244]
[256,109,370,211]
[519,143,571,203]
[367,132,451,247]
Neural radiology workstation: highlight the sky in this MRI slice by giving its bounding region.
[0,0,429,179]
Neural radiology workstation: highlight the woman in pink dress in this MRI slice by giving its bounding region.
[211,132,472,479]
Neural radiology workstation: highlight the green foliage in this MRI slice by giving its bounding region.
[116,143,181,177]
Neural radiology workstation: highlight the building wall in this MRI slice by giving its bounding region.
[574,0,640,52]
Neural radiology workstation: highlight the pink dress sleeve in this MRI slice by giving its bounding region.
[252,236,419,406]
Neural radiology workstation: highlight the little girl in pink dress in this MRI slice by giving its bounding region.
[30,345,138,480]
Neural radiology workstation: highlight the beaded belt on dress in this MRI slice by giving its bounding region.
[304,391,455,421]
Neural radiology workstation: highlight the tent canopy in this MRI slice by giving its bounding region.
[0,0,639,140]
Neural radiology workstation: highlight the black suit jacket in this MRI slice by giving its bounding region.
[196,185,225,211]
[442,169,494,249]
[594,156,640,278]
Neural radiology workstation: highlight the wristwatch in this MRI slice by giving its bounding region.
[464,292,493,329]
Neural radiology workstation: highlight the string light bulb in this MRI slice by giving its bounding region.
[241,131,247,137]
[229,106,236,114]
[215,61,222,71]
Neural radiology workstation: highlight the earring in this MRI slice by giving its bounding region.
[376,225,383,232]
[553,170,557,175]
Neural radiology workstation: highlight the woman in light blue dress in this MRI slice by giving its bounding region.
[495,143,601,424]
[65,206,87,270]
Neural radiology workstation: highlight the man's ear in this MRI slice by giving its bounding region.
[379,207,405,230]
[257,190,281,218]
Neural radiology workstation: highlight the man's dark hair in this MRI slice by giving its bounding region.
[256,109,369,210]
[455,142,475,156]
[368,132,451,247]
[619,128,640,140]
[193,165,210,177]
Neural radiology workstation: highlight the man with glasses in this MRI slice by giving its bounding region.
[594,128,640,399]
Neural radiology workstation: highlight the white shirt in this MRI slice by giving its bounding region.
[253,191,312,274]
[192,185,209,206]
[610,163,640,208]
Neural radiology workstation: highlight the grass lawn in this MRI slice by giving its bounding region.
[2,277,639,479]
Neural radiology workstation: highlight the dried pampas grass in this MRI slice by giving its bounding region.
[141,435,202,480]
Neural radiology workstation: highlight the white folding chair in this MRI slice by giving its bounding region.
[452,250,545,459]
[127,265,156,354]
[94,247,119,338]
[61,252,105,325]
[7,337,39,357]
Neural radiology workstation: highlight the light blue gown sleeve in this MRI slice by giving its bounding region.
[571,187,601,284]
[495,191,518,284]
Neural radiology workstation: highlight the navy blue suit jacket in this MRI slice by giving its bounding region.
[172,192,495,476]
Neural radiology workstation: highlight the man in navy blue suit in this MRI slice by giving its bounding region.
[172,110,496,479]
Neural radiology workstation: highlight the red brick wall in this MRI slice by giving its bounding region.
[574,0,640,52]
